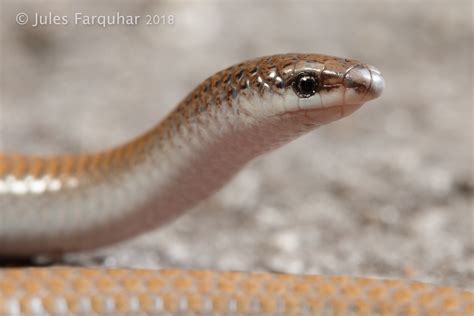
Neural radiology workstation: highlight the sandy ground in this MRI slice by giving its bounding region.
[0,1,472,289]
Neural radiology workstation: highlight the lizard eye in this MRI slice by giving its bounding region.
[292,72,319,98]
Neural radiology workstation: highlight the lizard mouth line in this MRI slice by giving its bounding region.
[279,103,363,117]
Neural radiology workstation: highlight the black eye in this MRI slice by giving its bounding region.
[292,72,319,98]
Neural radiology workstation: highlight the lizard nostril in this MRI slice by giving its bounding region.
[343,64,384,102]
[343,65,371,94]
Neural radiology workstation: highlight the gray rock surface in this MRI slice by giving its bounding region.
[0,1,472,288]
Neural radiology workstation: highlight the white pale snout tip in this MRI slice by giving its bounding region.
[367,65,384,100]
[343,64,385,102]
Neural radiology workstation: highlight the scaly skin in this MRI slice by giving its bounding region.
[1,54,471,315]
[0,268,472,316]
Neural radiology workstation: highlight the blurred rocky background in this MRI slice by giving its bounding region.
[0,0,472,288]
